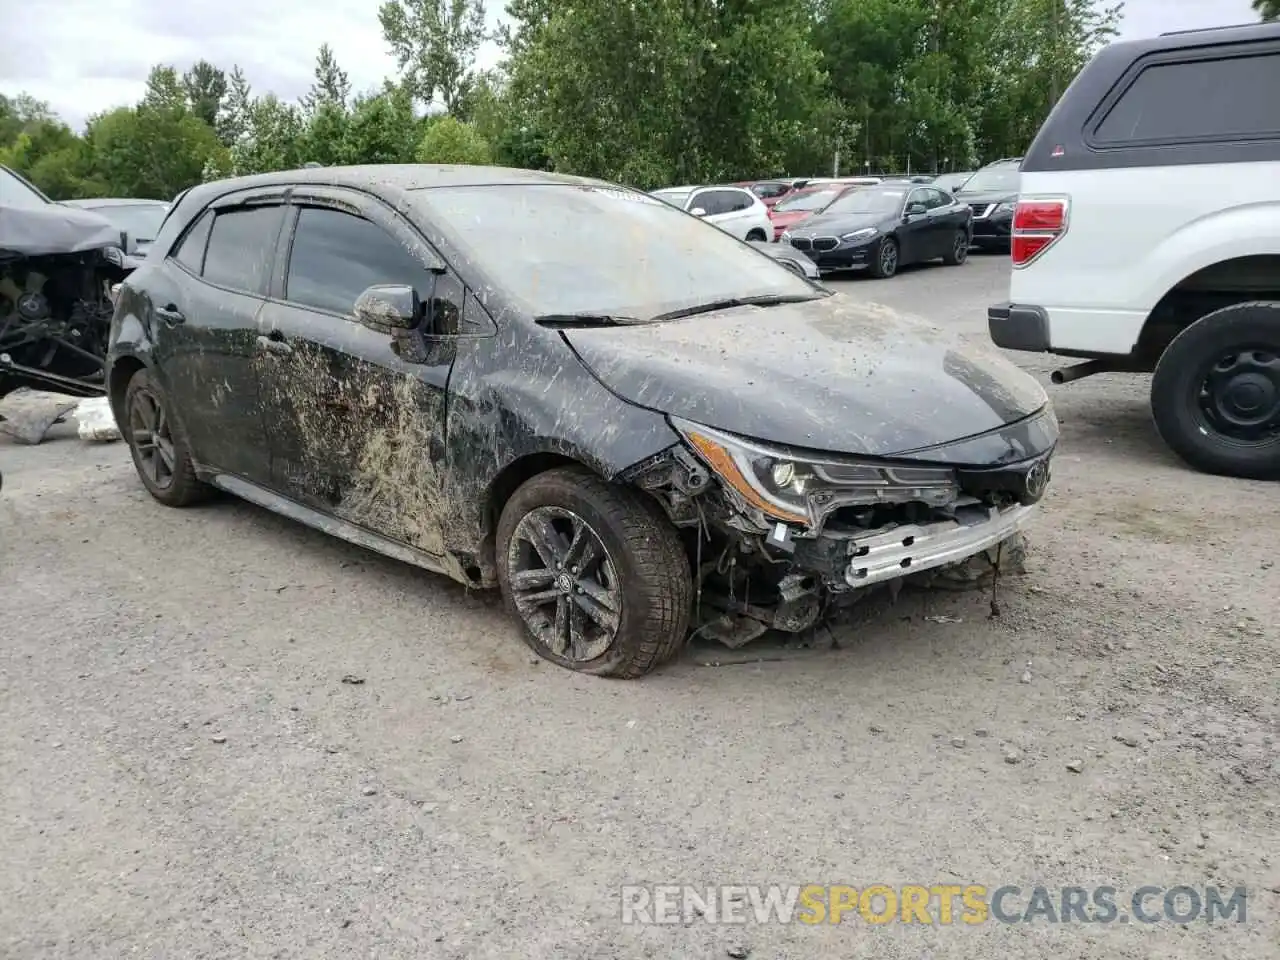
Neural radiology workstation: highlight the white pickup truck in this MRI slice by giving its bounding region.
[988,21,1280,480]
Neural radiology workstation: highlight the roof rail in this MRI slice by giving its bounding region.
[1159,22,1271,37]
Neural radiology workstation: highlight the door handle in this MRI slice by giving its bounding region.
[256,334,292,356]
[156,304,185,325]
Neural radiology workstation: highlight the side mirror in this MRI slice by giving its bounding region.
[689,207,708,217]
[354,283,420,332]
[905,202,927,217]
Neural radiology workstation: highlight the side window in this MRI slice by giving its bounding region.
[753,182,786,199]
[924,188,948,209]
[285,205,437,316]
[723,190,753,213]
[1094,51,1280,145]
[202,205,285,296]
[907,190,929,211]
[688,190,721,215]
[172,210,213,274]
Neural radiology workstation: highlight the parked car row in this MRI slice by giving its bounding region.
[652,162,1021,281]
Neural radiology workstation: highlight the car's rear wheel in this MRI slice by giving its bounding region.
[123,368,210,506]
[943,229,969,265]
[496,466,691,677]
[746,228,767,241]
[1150,301,1280,480]
[870,237,898,278]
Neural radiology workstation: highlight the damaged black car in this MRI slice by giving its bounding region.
[105,164,1058,677]
[1,164,135,396]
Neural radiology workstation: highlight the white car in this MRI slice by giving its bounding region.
[650,185,772,242]
[988,20,1280,480]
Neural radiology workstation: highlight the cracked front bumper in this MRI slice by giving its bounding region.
[843,502,1035,588]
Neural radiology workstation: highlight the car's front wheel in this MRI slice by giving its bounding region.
[1150,300,1280,480]
[496,467,692,677]
[123,368,210,506]
[870,237,899,279]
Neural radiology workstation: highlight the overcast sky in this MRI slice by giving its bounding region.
[0,0,1265,131]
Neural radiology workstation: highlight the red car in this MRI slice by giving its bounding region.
[766,183,858,239]
[735,178,812,208]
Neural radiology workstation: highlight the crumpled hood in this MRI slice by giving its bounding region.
[0,202,123,257]
[561,293,1049,458]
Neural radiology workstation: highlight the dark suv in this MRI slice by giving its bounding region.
[106,164,1057,677]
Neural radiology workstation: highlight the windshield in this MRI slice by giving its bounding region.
[820,186,908,217]
[957,167,1020,194]
[651,189,691,209]
[773,187,843,213]
[82,203,168,242]
[414,184,820,320]
[0,166,49,209]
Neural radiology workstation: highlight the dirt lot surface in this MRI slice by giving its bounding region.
[2,253,1278,959]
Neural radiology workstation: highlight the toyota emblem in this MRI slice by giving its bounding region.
[1023,460,1050,501]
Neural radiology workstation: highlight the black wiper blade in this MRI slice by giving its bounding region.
[534,313,645,329]
[649,294,818,323]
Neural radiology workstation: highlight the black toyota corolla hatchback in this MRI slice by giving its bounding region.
[106,164,1057,677]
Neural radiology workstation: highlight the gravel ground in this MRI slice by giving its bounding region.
[2,253,1278,959]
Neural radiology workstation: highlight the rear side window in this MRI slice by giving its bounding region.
[173,210,213,273]
[202,205,285,296]
[284,206,437,316]
[1094,51,1280,145]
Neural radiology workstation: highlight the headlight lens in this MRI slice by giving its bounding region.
[671,417,958,525]
[840,228,876,242]
[994,202,1015,215]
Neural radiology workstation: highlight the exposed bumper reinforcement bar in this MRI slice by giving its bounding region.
[844,503,1035,588]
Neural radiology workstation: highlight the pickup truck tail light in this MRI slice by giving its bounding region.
[1011,197,1069,267]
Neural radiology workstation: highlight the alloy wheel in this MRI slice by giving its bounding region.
[128,386,176,489]
[954,232,969,263]
[1197,346,1280,444]
[506,505,622,662]
[880,241,898,275]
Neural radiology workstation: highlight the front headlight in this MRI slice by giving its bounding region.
[671,417,959,525]
[994,202,1015,215]
[840,228,877,242]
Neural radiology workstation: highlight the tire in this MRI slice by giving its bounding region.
[942,229,969,265]
[1150,300,1280,480]
[496,466,692,678]
[869,237,898,278]
[122,367,211,506]
[746,229,767,241]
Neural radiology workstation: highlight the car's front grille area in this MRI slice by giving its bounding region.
[970,204,993,219]
[788,237,813,251]
[811,237,840,252]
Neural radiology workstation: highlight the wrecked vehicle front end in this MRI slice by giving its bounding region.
[626,412,1054,646]
[567,295,1058,647]
[1,170,133,396]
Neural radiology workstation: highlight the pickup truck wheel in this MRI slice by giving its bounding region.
[942,229,969,265]
[496,466,692,677]
[123,368,211,506]
[870,237,898,278]
[1150,301,1280,480]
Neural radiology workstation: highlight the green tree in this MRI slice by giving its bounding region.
[217,66,253,147]
[142,65,188,113]
[416,114,491,163]
[503,0,830,186]
[379,0,490,112]
[302,43,352,113]
[341,82,420,163]
[183,60,228,128]
[1256,0,1278,19]
[86,105,224,198]
[229,94,303,174]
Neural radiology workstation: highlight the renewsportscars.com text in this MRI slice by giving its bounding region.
[620,884,1249,926]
